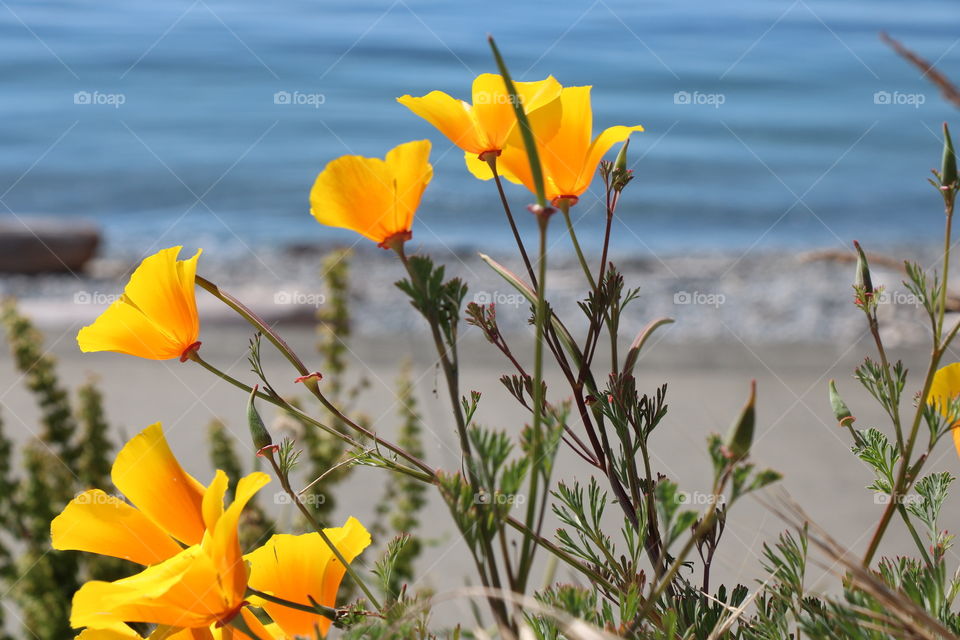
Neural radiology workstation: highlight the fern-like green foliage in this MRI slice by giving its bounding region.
[373,362,427,598]
[0,302,130,639]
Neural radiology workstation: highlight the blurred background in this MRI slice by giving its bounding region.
[1,0,959,343]
[1,0,960,620]
[0,0,957,255]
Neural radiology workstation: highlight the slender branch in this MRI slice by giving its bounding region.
[517,213,550,590]
[264,454,383,611]
[186,351,434,482]
[246,587,339,618]
[488,155,538,288]
[862,192,956,566]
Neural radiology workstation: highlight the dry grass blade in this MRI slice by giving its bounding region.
[881,31,960,109]
[704,578,768,640]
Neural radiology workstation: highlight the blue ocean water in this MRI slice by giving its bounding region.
[0,0,958,259]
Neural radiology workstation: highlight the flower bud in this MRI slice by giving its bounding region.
[247,385,274,455]
[853,241,873,296]
[828,379,855,427]
[942,122,957,188]
[614,138,630,173]
[723,380,756,460]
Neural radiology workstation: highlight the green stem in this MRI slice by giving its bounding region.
[488,36,547,208]
[897,505,932,566]
[517,213,550,590]
[635,468,730,623]
[938,194,955,341]
[862,193,955,566]
[560,201,596,291]
[246,587,338,618]
[488,156,537,288]
[196,276,310,376]
[187,352,434,483]
[505,516,616,595]
[265,454,383,611]
[394,246,512,631]
[395,245,473,467]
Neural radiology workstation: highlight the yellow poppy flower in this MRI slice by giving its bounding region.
[497,85,643,205]
[77,618,272,640]
[397,74,560,174]
[69,470,270,631]
[52,423,207,565]
[929,362,960,456]
[77,246,202,362]
[246,517,371,638]
[75,598,277,640]
[309,140,432,250]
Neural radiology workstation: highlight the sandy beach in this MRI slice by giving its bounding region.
[2,312,953,616]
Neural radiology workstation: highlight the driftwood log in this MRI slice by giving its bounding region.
[0,216,100,274]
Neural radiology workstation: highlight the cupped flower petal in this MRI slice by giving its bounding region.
[111,423,207,547]
[399,74,560,175]
[71,472,270,632]
[206,472,272,605]
[71,545,225,630]
[396,92,483,153]
[77,246,202,361]
[309,140,432,248]
[51,489,182,565]
[469,74,561,152]
[929,362,960,457]
[498,85,643,202]
[246,517,371,638]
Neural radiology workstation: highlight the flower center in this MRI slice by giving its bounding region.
[377,230,413,251]
[551,195,579,207]
[179,341,202,362]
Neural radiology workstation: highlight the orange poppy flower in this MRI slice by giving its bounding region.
[309,140,432,249]
[497,85,643,205]
[77,246,202,361]
[398,74,560,177]
[246,518,371,638]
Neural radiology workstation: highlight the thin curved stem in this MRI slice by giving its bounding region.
[559,201,596,291]
[187,351,434,482]
[487,156,537,289]
[246,587,338,618]
[265,454,383,611]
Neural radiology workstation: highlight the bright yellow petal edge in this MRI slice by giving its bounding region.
[246,517,372,638]
[309,140,432,249]
[929,362,960,459]
[51,423,207,563]
[76,246,202,361]
[69,472,270,632]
